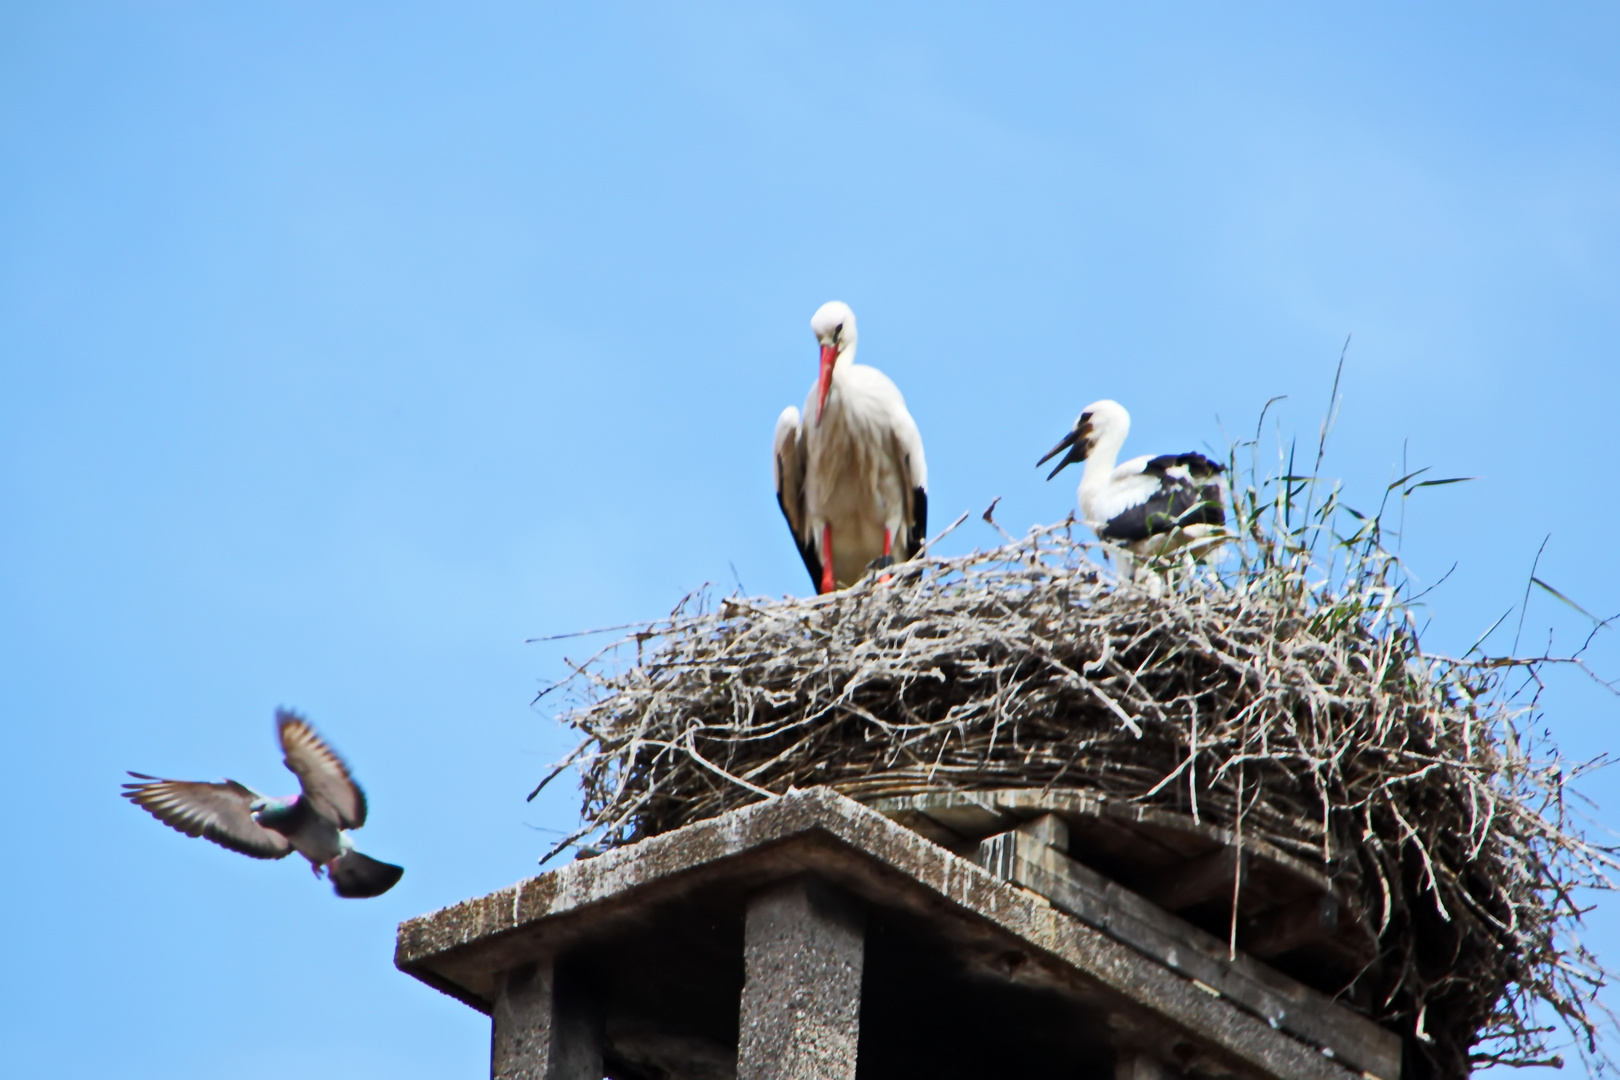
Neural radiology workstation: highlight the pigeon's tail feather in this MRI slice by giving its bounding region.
[328,851,404,899]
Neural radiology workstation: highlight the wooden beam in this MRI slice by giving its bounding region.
[737,878,865,1080]
[976,830,1400,1080]
[1240,895,1342,960]
[880,808,964,850]
[1017,812,1071,852]
[1139,846,1246,913]
[921,799,1018,838]
[1116,1051,1176,1080]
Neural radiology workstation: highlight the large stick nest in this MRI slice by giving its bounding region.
[538,516,1614,1079]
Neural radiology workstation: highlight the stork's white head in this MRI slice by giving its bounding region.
[810,301,856,352]
[809,301,857,422]
[1037,399,1131,478]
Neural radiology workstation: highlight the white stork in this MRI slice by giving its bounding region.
[773,301,928,594]
[1038,399,1227,577]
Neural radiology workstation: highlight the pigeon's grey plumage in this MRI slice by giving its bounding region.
[123,709,404,899]
[121,775,293,858]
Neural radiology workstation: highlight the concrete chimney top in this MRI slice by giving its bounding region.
[396,788,1399,1080]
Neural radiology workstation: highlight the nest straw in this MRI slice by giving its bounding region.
[534,404,1617,1078]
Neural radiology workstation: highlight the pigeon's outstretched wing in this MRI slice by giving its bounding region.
[122,773,293,859]
[276,709,366,829]
[328,850,404,898]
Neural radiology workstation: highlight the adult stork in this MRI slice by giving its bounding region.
[1038,399,1227,577]
[773,301,928,594]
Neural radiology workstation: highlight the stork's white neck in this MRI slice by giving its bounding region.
[1076,426,1127,511]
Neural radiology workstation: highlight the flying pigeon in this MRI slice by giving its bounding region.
[123,709,404,899]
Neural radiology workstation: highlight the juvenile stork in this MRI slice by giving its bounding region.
[774,301,928,593]
[1038,399,1226,577]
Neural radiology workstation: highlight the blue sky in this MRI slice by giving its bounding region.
[3,4,1618,1077]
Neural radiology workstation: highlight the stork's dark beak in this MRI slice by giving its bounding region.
[1037,423,1090,479]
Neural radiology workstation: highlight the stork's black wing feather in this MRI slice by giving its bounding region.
[1098,459,1226,542]
[773,408,821,591]
[905,486,928,559]
[777,491,823,589]
[1142,452,1226,478]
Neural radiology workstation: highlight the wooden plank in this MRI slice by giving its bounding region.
[880,808,964,850]
[1241,895,1378,970]
[1240,895,1341,960]
[922,802,1018,838]
[874,786,1354,939]
[878,788,1334,898]
[872,789,1375,979]
[976,831,1400,1080]
[1140,847,1247,912]
[1016,812,1071,852]
[985,786,1108,819]
[1117,1051,1176,1080]
[1069,816,1193,874]
[869,791,1018,839]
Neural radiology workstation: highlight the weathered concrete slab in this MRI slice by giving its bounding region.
[396,787,1384,1080]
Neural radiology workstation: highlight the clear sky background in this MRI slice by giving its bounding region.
[4,4,1618,1077]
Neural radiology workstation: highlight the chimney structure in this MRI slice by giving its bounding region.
[395,788,1399,1080]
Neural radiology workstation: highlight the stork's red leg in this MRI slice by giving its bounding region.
[879,528,893,583]
[820,524,836,594]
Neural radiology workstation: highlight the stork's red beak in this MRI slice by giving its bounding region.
[815,343,837,422]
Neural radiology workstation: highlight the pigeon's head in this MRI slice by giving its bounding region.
[250,794,300,831]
